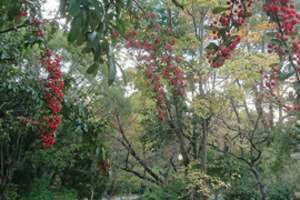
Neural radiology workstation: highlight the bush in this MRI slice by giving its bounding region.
[136,181,190,200]
[266,181,298,200]
[223,179,299,200]
[24,175,77,200]
[4,183,19,200]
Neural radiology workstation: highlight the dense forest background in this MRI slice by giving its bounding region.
[1,0,300,199]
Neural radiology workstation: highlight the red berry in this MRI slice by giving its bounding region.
[271,81,276,86]
[286,106,291,111]
[264,75,269,79]
[276,33,282,38]
[259,69,263,74]
[292,18,299,25]
[273,74,278,79]
[294,105,299,110]
[273,67,279,72]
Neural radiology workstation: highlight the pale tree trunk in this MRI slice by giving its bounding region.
[90,174,95,200]
[198,9,209,200]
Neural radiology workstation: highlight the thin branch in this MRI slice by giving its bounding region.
[132,0,146,14]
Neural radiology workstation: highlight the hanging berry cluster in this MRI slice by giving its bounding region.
[206,0,252,68]
[32,17,46,37]
[98,159,111,176]
[260,0,300,112]
[259,67,278,89]
[18,1,27,23]
[115,12,185,122]
[38,50,64,148]
[17,50,64,148]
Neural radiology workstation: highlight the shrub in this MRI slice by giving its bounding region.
[136,181,190,200]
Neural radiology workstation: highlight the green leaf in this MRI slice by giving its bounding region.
[99,22,106,36]
[76,33,86,45]
[100,2,106,22]
[108,43,113,57]
[291,152,300,160]
[69,0,81,17]
[217,27,229,36]
[93,63,99,77]
[96,147,100,155]
[266,32,277,37]
[117,19,126,32]
[270,38,283,46]
[81,47,91,54]
[277,70,297,81]
[211,7,228,14]
[82,6,92,32]
[114,24,126,38]
[115,62,127,85]
[205,42,219,53]
[126,0,132,7]
[269,63,279,68]
[7,0,20,21]
[87,31,100,48]
[90,17,100,31]
[92,0,101,17]
[102,147,106,160]
[87,62,99,74]
[93,41,101,61]
[108,54,116,86]
[101,39,109,54]
[216,58,223,65]
[59,0,67,17]
[81,0,92,6]
[243,12,252,18]
[68,14,81,43]
[295,125,300,133]
[110,30,116,47]
[204,25,219,31]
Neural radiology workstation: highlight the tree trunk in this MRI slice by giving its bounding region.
[0,187,4,200]
[251,165,268,200]
[198,9,209,200]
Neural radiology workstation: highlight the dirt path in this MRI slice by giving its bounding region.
[103,194,140,200]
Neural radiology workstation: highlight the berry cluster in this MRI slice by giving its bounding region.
[99,159,111,176]
[17,51,63,148]
[259,67,278,88]
[19,10,28,16]
[262,0,300,112]
[207,0,252,68]
[115,13,185,122]
[37,50,64,148]
[32,18,46,37]
[18,1,27,23]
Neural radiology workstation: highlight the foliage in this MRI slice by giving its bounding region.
[2,0,300,199]
[175,160,231,198]
[24,175,77,200]
[136,181,190,200]
[224,179,299,200]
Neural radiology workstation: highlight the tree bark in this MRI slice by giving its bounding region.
[251,165,268,200]
[198,8,210,200]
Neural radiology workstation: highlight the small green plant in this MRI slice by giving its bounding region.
[24,175,77,200]
[136,181,190,200]
[4,183,19,200]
